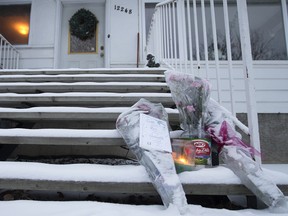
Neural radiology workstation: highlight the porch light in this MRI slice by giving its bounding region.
[13,22,29,35]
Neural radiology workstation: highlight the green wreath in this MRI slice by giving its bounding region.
[69,8,98,41]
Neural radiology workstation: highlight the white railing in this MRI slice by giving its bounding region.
[147,0,261,163]
[0,34,20,69]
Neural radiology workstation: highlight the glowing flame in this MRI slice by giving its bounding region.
[176,156,190,165]
[178,156,188,164]
[14,22,29,35]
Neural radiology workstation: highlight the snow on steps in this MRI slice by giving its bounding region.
[0,68,287,205]
[0,74,165,83]
[0,68,176,149]
[0,92,174,108]
[0,82,169,93]
[0,162,287,196]
[0,68,166,75]
[0,129,182,146]
[0,107,178,121]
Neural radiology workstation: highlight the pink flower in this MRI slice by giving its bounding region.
[186,105,195,112]
[175,101,182,106]
[137,104,151,112]
[169,74,177,81]
[191,81,202,88]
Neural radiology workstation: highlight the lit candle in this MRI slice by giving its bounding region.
[172,139,196,173]
[173,154,195,173]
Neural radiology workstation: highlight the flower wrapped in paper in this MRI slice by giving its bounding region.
[165,71,212,167]
[165,71,210,138]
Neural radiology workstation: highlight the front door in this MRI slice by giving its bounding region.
[60,2,105,68]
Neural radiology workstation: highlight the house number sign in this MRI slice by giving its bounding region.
[114,5,132,14]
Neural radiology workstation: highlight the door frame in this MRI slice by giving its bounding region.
[54,0,110,68]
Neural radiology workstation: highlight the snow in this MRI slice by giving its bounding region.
[0,82,167,86]
[0,67,165,72]
[0,68,287,215]
[0,74,164,78]
[0,128,182,138]
[0,163,287,216]
[0,162,287,185]
[0,106,179,114]
[1,200,287,216]
[0,92,172,97]
[0,162,149,182]
[0,128,121,138]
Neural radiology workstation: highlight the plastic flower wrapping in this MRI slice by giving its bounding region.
[165,70,287,211]
[165,71,213,167]
[165,71,211,138]
[116,98,189,215]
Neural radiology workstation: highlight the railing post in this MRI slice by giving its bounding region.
[186,0,194,76]
[168,3,173,67]
[201,0,209,78]
[281,0,288,58]
[176,0,186,72]
[156,10,162,62]
[9,47,13,69]
[162,6,167,61]
[13,50,18,69]
[16,52,20,69]
[210,0,221,104]
[3,41,7,69]
[0,37,3,69]
[236,0,261,164]
[193,0,200,70]
[172,1,178,70]
[180,0,188,73]
[223,0,236,116]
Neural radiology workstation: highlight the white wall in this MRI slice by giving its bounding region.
[16,46,54,69]
[29,0,56,46]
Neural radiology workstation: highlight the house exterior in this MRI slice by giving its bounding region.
[0,0,288,163]
[0,0,146,68]
[0,0,287,111]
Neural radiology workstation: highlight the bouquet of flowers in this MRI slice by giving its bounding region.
[116,98,189,214]
[207,118,286,210]
[165,71,213,167]
[165,70,287,211]
[165,71,211,138]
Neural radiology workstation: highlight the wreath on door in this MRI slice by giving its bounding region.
[69,8,98,40]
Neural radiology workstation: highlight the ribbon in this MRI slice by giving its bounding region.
[207,121,261,157]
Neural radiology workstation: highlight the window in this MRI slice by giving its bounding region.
[247,0,287,60]
[0,4,31,45]
[214,0,287,60]
[69,27,98,54]
[184,0,287,61]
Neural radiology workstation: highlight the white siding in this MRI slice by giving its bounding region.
[29,0,56,46]
[16,46,54,69]
[193,61,288,113]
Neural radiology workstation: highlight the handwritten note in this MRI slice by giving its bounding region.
[139,114,172,153]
